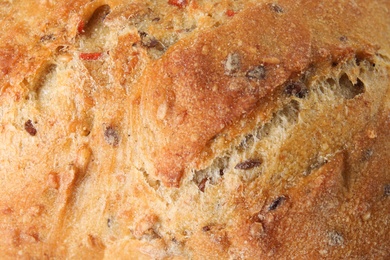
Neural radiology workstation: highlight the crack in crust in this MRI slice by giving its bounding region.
[134,3,311,186]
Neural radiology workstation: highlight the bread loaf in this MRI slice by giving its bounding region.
[1,0,389,259]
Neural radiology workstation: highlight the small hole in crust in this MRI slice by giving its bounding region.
[139,31,165,51]
[35,63,57,92]
[82,5,111,36]
[285,81,309,98]
[338,74,365,99]
[268,196,286,211]
[193,157,228,192]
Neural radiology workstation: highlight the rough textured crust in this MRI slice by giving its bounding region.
[0,0,389,259]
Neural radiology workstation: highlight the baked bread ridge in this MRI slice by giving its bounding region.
[0,0,389,259]
[132,0,390,187]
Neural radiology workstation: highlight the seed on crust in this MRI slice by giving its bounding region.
[246,65,266,80]
[285,81,308,98]
[104,126,119,146]
[24,120,37,136]
[268,196,286,211]
[225,53,241,75]
[235,159,262,170]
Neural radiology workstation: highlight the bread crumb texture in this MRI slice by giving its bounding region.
[0,0,390,259]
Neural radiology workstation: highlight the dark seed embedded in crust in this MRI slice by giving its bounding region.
[40,34,55,42]
[198,178,208,192]
[362,149,373,161]
[246,66,266,80]
[104,126,119,146]
[268,196,286,211]
[269,3,284,13]
[285,81,309,98]
[24,120,37,136]
[107,218,112,228]
[235,159,262,170]
[306,156,328,175]
[384,184,390,196]
[339,35,348,42]
[140,32,165,51]
[202,226,211,232]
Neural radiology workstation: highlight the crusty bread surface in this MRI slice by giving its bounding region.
[0,0,390,259]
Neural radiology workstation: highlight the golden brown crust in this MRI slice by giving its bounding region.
[133,0,390,186]
[0,0,389,259]
[135,2,311,186]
